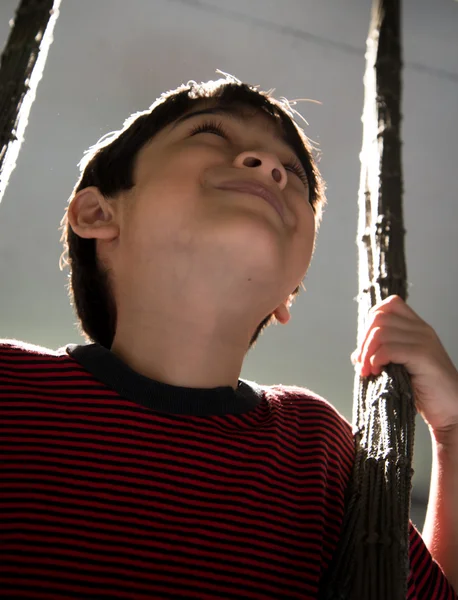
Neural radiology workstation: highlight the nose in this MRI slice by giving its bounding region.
[233,151,288,190]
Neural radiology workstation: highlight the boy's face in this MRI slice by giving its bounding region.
[89,100,316,333]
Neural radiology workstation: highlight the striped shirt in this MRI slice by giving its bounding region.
[1,339,456,599]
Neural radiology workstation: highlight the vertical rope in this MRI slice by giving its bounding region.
[0,0,61,205]
[319,1,417,598]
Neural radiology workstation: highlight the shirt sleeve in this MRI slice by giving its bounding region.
[407,521,458,599]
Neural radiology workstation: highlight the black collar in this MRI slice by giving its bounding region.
[66,343,263,416]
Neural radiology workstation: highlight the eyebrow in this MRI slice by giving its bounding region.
[171,106,298,156]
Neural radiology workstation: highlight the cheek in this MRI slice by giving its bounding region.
[144,146,213,202]
[130,145,223,230]
[117,143,217,263]
[120,179,201,262]
[290,209,316,273]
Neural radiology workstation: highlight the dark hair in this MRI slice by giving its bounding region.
[59,74,327,350]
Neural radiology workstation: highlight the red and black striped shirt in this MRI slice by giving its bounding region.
[1,339,456,599]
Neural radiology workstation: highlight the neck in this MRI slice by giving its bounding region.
[110,309,254,390]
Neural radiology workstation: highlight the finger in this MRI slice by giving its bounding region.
[352,312,424,364]
[361,342,418,377]
[369,295,425,324]
[357,328,424,375]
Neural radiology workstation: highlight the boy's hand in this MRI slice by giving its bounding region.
[350,295,458,441]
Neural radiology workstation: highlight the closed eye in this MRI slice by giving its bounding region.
[188,119,229,138]
[283,158,309,187]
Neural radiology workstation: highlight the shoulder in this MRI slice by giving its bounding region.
[0,339,69,375]
[266,382,353,426]
[261,383,356,491]
[263,382,355,447]
[0,338,65,358]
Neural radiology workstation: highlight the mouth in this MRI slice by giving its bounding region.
[216,181,284,220]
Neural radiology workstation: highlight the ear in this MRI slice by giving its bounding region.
[273,295,294,325]
[67,186,119,241]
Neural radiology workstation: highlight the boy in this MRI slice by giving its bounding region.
[1,74,457,598]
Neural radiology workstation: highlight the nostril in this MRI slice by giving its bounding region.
[242,157,261,167]
[272,168,282,183]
